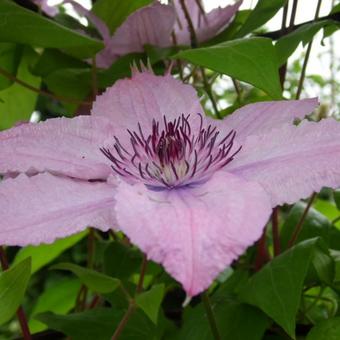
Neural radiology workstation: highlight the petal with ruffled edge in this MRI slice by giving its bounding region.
[91,70,204,141]
[0,116,114,179]
[115,171,271,296]
[215,98,318,143]
[173,0,241,45]
[95,3,175,68]
[229,118,340,206]
[0,173,116,246]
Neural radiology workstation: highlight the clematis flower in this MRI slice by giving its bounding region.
[1,70,340,296]
[66,0,242,68]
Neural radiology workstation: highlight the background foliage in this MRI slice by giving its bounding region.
[1,0,340,339]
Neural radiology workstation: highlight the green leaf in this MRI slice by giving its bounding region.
[92,0,151,34]
[179,301,268,340]
[235,0,287,37]
[333,190,340,211]
[307,317,340,340]
[276,20,331,66]
[0,43,22,90]
[51,263,120,294]
[36,308,157,340]
[32,49,89,78]
[103,242,142,281]
[0,0,103,59]
[136,284,165,324]
[280,202,332,250]
[239,238,324,339]
[0,258,31,325]
[13,230,88,275]
[175,38,282,99]
[29,278,81,333]
[0,47,40,130]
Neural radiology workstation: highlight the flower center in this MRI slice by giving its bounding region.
[100,114,241,189]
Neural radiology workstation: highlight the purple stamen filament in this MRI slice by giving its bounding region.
[100,114,241,189]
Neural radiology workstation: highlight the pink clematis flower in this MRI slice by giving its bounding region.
[1,70,340,296]
[67,0,242,68]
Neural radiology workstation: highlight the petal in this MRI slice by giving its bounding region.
[229,118,340,206]
[96,3,175,68]
[0,173,116,246]
[91,70,204,138]
[0,116,114,180]
[33,0,59,16]
[220,98,318,142]
[115,171,271,296]
[173,0,241,45]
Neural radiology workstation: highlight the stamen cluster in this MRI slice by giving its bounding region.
[101,114,241,189]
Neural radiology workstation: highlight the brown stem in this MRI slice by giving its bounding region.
[255,226,270,271]
[0,66,91,106]
[111,302,136,340]
[201,68,221,118]
[295,0,322,100]
[91,57,98,98]
[136,254,148,294]
[288,193,316,247]
[0,246,32,340]
[272,208,281,256]
[202,293,221,340]
[178,0,198,48]
[289,0,299,28]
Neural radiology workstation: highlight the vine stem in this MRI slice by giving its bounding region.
[178,0,221,118]
[0,66,91,106]
[110,253,148,339]
[272,207,281,256]
[202,293,221,340]
[0,246,32,340]
[288,193,316,248]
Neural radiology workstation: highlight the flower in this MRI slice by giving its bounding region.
[33,0,59,17]
[1,70,339,296]
[65,0,242,68]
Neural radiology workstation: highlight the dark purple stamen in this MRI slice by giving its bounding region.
[100,114,241,189]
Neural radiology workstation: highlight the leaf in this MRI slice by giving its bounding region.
[0,43,22,90]
[51,263,120,294]
[92,0,152,34]
[276,20,331,66]
[0,258,31,325]
[280,202,332,250]
[36,308,157,340]
[136,284,165,324]
[32,49,89,78]
[13,230,88,275]
[239,238,325,339]
[175,38,282,99]
[0,0,103,59]
[235,0,287,37]
[178,301,268,340]
[29,278,81,333]
[307,317,340,340]
[103,241,142,281]
[0,47,40,130]
[333,190,340,211]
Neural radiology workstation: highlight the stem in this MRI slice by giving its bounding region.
[0,66,91,106]
[0,246,32,340]
[178,0,198,48]
[289,0,299,28]
[201,68,221,118]
[255,225,270,271]
[278,2,289,88]
[288,193,316,248]
[111,302,136,340]
[232,78,242,104]
[202,293,221,340]
[87,228,96,270]
[295,0,322,100]
[272,207,281,256]
[136,254,148,294]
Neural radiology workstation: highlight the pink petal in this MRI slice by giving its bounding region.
[91,70,204,139]
[0,173,116,246]
[96,3,175,68]
[229,118,340,206]
[219,98,319,142]
[33,0,59,17]
[115,171,271,296]
[173,0,241,45]
[0,116,114,180]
